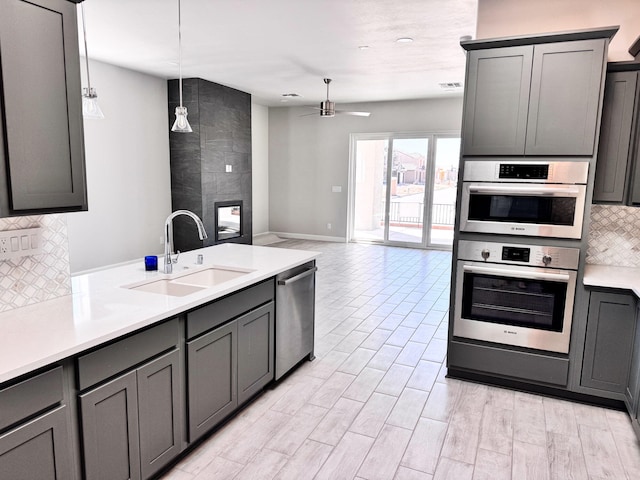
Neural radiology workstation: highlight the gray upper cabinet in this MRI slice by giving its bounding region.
[525,39,605,155]
[581,290,637,396]
[594,71,638,202]
[593,64,640,206]
[462,34,609,157]
[0,0,87,216]
[462,46,532,156]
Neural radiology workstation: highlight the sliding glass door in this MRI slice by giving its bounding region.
[349,133,459,248]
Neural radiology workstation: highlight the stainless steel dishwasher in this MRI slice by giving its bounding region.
[275,261,317,380]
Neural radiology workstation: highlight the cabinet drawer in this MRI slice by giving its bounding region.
[0,366,63,432]
[186,279,274,339]
[77,318,179,390]
[449,340,569,386]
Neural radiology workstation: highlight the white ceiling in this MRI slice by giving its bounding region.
[80,0,477,107]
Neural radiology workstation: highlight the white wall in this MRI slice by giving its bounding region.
[477,0,640,62]
[67,60,172,273]
[251,102,270,235]
[268,97,464,239]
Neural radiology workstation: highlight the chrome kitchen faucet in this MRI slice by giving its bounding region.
[164,210,208,274]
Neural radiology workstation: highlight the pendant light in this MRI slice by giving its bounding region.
[80,2,104,120]
[171,0,192,133]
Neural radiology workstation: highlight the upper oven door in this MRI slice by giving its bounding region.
[454,260,577,353]
[459,183,586,238]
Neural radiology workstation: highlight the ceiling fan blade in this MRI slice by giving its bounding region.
[299,112,320,117]
[336,110,371,117]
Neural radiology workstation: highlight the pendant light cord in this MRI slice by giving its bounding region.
[81,2,92,92]
[178,0,183,108]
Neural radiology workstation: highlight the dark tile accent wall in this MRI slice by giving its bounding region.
[168,78,252,252]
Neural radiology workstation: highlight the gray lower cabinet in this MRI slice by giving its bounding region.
[0,365,73,480]
[187,321,238,442]
[462,36,607,156]
[581,290,637,395]
[625,302,640,436]
[186,301,275,442]
[237,303,275,405]
[0,0,87,216]
[80,371,141,480]
[79,349,182,480]
[0,406,72,480]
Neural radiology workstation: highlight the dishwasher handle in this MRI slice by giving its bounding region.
[277,266,318,286]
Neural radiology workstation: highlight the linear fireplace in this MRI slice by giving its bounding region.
[214,200,242,242]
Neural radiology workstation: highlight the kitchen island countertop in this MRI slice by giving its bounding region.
[583,264,640,297]
[0,243,319,384]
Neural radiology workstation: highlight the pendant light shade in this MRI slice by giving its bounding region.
[80,3,104,120]
[82,87,104,120]
[172,106,192,133]
[171,0,191,133]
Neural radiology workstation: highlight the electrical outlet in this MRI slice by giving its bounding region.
[327,223,332,230]
[0,227,43,261]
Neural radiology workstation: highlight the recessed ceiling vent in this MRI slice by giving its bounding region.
[439,82,463,91]
[282,93,301,97]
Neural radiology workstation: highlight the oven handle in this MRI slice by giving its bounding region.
[468,185,580,196]
[463,265,571,282]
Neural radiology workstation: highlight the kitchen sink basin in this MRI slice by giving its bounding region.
[124,266,254,297]
[128,279,206,297]
[174,267,252,287]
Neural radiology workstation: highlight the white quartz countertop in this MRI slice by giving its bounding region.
[0,244,319,384]
[583,264,640,297]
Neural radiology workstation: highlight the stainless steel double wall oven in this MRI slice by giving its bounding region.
[453,160,588,353]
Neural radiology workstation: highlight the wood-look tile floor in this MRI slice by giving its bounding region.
[163,240,640,480]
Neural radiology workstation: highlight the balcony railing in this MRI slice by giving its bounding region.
[388,202,455,226]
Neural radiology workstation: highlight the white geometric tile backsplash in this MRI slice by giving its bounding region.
[0,215,71,313]
[587,205,640,267]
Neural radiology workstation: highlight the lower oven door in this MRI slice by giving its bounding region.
[453,260,576,353]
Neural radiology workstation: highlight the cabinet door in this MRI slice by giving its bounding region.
[0,0,86,212]
[462,46,533,156]
[0,406,72,480]
[187,321,237,442]
[582,291,637,394]
[137,350,182,480]
[630,78,640,206]
[237,303,275,405]
[526,39,605,155]
[594,71,638,203]
[80,371,141,480]
[625,302,640,414]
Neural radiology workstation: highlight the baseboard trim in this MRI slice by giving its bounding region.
[271,232,347,243]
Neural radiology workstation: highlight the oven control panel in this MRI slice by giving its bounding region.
[462,160,589,184]
[458,240,580,270]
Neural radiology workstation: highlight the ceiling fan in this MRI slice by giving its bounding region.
[303,78,371,118]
